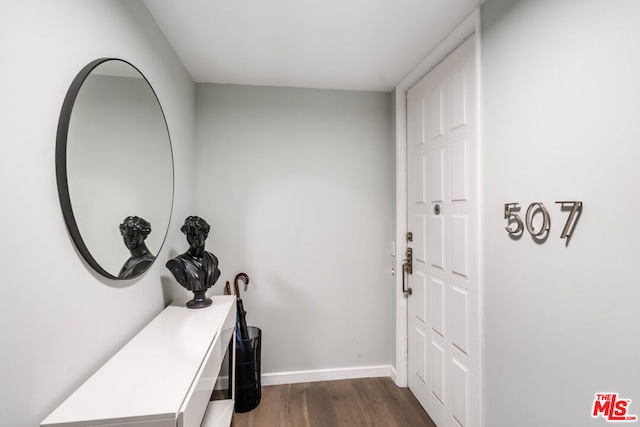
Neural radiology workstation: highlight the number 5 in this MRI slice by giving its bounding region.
[504,203,523,235]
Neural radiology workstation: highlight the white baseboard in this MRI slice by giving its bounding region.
[389,364,398,385]
[261,364,393,387]
[214,375,229,390]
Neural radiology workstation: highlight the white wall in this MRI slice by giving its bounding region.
[0,2,195,426]
[482,0,640,425]
[195,84,395,377]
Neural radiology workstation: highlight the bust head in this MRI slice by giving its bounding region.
[181,216,210,250]
[119,216,152,250]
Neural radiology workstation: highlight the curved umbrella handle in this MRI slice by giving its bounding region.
[234,272,250,298]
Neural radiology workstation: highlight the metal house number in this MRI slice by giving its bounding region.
[504,201,582,239]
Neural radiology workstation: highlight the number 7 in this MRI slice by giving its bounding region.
[555,201,582,239]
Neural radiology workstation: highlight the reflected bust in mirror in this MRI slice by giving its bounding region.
[166,216,221,308]
[118,216,156,279]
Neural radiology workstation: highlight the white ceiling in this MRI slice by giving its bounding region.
[143,0,481,92]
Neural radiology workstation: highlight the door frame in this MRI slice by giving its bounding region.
[393,7,483,423]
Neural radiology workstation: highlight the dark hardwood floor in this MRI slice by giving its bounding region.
[231,377,436,427]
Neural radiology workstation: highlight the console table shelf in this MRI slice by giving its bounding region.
[202,400,234,427]
[42,296,236,427]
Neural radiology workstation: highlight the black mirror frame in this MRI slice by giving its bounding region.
[56,58,174,280]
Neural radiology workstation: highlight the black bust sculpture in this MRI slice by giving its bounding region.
[166,216,221,308]
[118,216,155,279]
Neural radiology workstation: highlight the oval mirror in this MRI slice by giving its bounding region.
[57,58,174,280]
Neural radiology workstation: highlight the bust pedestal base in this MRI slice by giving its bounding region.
[187,290,212,309]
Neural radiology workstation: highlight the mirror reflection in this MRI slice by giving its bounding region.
[58,59,174,279]
[118,216,155,279]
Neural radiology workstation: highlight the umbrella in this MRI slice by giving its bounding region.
[224,277,250,356]
[233,273,250,342]
[225,281,232,297]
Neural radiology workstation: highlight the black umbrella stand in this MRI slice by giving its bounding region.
[231,273,262,413]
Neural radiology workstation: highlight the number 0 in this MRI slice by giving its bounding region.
[525,202,550,237]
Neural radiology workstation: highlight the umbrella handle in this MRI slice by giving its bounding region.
[234,272,249,298]
[225,281,232,296]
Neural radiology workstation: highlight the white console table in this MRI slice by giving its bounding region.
[42,296,236,427]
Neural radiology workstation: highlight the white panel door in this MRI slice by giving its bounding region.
[407,35,479,427]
